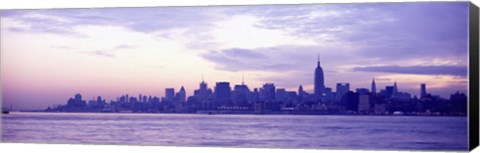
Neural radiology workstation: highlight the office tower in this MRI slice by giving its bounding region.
[275,88,287,102]
[298,85,304,102]
[324,87,334,101]
[75,93,82,101]
[261,83,276,101]
[336,83,350,101]
[233,84,250,105]
[165,88,175,102]
[314,54,325,98]
[393,81,398,94]
[371,78,376,94]
[385,86,394,98]
[194,78,213,101]
[298,85,304,97]
[215,82,232,103]
[420,83,427,99]
[176,86,186,102]
[356,88,370,95]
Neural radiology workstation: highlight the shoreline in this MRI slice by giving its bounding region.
[5,111,467,117]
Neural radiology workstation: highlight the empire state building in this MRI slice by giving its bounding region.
[314,55,325,99]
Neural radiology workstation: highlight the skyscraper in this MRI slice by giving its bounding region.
[385,86,395,98]
[194,78,212,101]
[298,85,304,96]
[215,82,232,103]
[298,85,304,102]
[371,78,376,94]
[74,93,82,101]
[165,88,175,102]
[261,83,276,101]
[393,81,398,94]
[176,86,186,102]
[336,83,350,102]
[233,84,250,105]
[420,83,427,98]
[314,54,325,99]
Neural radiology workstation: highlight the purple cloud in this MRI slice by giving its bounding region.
[353,65,467,76]
[1,7,227,36]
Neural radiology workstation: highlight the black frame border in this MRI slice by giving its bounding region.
[469,1,479,151]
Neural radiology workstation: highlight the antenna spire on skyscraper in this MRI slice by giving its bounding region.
[317,53,320,67]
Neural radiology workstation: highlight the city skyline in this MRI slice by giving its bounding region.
[1,2,469,110]
[43,55,467,116]
[51,56,460,107]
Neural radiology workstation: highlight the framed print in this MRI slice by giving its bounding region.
[1,1,479,152]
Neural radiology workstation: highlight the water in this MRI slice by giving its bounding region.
[1,112,468,151]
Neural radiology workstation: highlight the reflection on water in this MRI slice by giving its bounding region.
[1,112,468,151]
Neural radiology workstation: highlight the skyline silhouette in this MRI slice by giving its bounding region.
[41,56,468,116]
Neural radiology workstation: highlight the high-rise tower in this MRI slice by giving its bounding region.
[393,81,398,94]
[420,83,427,99]
[371,78,377,94]
[314,54,325,99]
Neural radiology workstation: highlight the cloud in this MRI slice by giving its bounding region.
[80,44,136,58]
[89,50,115,58]
[237,2,468,62]
[113,44,137,50]
[201,48,289,72]
[353,65,467,76]
[1,7,228,36]
[201,45,353,72]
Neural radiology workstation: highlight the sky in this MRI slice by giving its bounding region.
[0,2,470,110]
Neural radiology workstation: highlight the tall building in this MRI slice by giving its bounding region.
[261,83,276,101]
[194,78,213,101]
[215,82,232,103]
[371,78,376,94]
[165,88,175,102]
[323,87,334,101]
[336,83,350,102]
[393,81,398,94]
[356,88,370,95]
[385,86,395,98]
[298,85,304,97]
[314,54,325,99]
[74,93,82,101]
[420,83,427,98]
[275,88,287,102]
[233,75,251,105]
[233,85,249,104]
[176,86,186,102]
[298,85,305,102]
